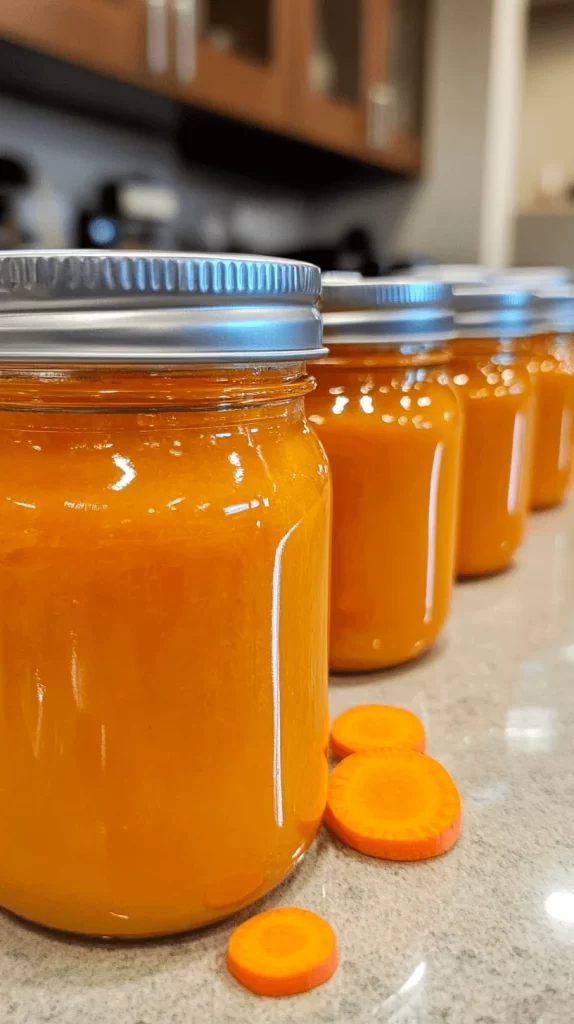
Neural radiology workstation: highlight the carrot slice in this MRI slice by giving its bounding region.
[330,704,425,759]
[227,907,338,997]
[324,748,461,861]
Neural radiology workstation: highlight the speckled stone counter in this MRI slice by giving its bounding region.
[3,503,574,1024]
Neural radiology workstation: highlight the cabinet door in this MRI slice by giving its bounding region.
[173,0,291,129]
[380,0,427,168]
[0,0,170,89]
[291,0,424,172]
[291,0,369,155]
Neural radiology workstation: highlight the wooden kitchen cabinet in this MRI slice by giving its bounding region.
[0,0,174,91]
[0,0,427,175]
[384,0,427,169]
[173,0,292,129]
[289,0,426,172]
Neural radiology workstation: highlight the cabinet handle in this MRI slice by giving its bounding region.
[367,84,397,151]
[146,0,169,76]
[174,0,198,83]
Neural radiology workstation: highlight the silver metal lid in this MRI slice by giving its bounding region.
[494,266,571,289]
[453,286,542,338]
[409,264,491,286]
[0,250,325,363]
[321,277,455,346]
[537,287,574,334]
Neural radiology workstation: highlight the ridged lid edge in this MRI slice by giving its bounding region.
[0,251,321,306]
[321,277,452,310]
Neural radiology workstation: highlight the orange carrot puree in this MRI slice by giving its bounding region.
[526,334,574,509]
[0,364,330,936]
[450,338,535,577]
[308,346,461,671]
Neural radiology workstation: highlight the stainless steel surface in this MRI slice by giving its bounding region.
[1,502,574,1022]
[321,277,454,346]
[454,286,543,338]
[0,252,324,364]
[174,0,197,83]
[146,0,169,76]
[366,83,396,151]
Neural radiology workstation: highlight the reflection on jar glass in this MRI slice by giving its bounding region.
[0,252,330,938]
[528,289,574,510]
[526,335,574,510]
[452,287,539,578]
[308,278,461,672]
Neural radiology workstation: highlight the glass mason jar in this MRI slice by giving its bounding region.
[527,289,574,510]
[451,287,538,578]
[307,278,462,672]
[0,252,331,938]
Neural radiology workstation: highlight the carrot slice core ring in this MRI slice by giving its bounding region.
[227,907,338,997]
[324,748,461,861]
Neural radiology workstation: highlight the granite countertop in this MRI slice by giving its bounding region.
[4,504,574,1024]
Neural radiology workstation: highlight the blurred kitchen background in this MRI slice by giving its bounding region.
[0,0,571,270]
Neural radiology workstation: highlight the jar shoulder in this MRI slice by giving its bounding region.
[0,412,330,539]
[449,354,534,399]
[307,369,460,428]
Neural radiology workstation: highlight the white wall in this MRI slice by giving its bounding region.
[514,209,574,265]
[312,0,495,263]
[518,1,574,210]
[479,0,528,266]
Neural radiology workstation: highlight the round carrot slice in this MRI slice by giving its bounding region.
[330,704,426,759]
[324,748,461,861]
[227,907,338,997]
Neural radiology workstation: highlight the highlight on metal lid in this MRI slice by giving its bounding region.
[320,276,455,346]
[0,250,325,364]
[453,286,543,338]
[536,287,574,334]
[321,271,364,283]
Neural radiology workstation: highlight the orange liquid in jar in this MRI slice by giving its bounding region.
[450,338,535,577]
[0,364,330,937]
[307,346,462,672]
[526,334,574,509]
